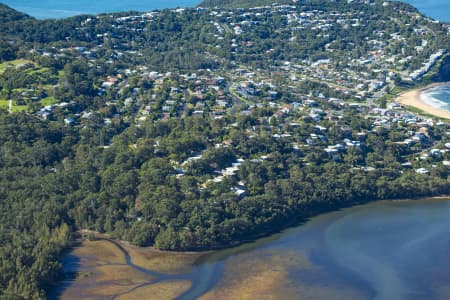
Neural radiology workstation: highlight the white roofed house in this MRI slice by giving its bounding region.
[416,168,430,175]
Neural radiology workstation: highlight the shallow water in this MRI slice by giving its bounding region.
[54,198,450,299]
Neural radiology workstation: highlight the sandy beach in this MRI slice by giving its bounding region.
[396,83,450,119]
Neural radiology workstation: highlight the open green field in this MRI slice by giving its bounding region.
[11,104,28,112]
[0,99,8,110]
[0,99,36,113]
[26,67,50,75]
[0,59,33,74]
[41,97,58,106]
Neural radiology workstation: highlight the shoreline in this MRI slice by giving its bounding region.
[396,82,450,119]
[54,196,450,298]
[78,195,450,255]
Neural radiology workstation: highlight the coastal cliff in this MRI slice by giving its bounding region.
[433,54,450,82]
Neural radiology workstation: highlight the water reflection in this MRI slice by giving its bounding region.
[54,198,450,300]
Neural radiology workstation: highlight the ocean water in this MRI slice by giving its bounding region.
[403,1,450,114]
[0,0,202,19]
[421,85,450,112]
[403,0,450,22]
[1,0,449,21]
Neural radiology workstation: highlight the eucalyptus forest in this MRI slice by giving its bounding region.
[0,0,450,298]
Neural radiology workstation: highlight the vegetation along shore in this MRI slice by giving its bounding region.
[0,0,449,298]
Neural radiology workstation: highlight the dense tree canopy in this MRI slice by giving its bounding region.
[0,0,449,298]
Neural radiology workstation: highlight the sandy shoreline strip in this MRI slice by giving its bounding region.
[395,82,450,119]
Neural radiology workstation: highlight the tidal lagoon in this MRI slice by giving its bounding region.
[53,198,450,300]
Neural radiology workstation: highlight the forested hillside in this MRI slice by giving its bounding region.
[0,0,449,298]
[199,0,284,8]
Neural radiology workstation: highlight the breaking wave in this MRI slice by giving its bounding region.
[420,85,450,112]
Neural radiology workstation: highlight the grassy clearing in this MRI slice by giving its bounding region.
[11,105,27,112]
[0,59,33,73]
[26,67,50,75]
[41,97,58,106]
[0,100,8,110]
[124,244,202,274]
[116,280,191,300]
[0,99,27,113]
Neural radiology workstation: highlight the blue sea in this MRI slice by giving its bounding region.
[1,0,449,21]
[403,0,450,22]
[0,0,202,19]
[421,85,450,112]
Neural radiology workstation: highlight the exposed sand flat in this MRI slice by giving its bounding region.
[58,240,155,300]
[396,83,450,119]
[123,243,202,274]
[115,280,192,300]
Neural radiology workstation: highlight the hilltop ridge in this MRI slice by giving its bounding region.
[199,0,286,8]
[198,0,420,11]
[0,0,449,298]
[0,3,32,22]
